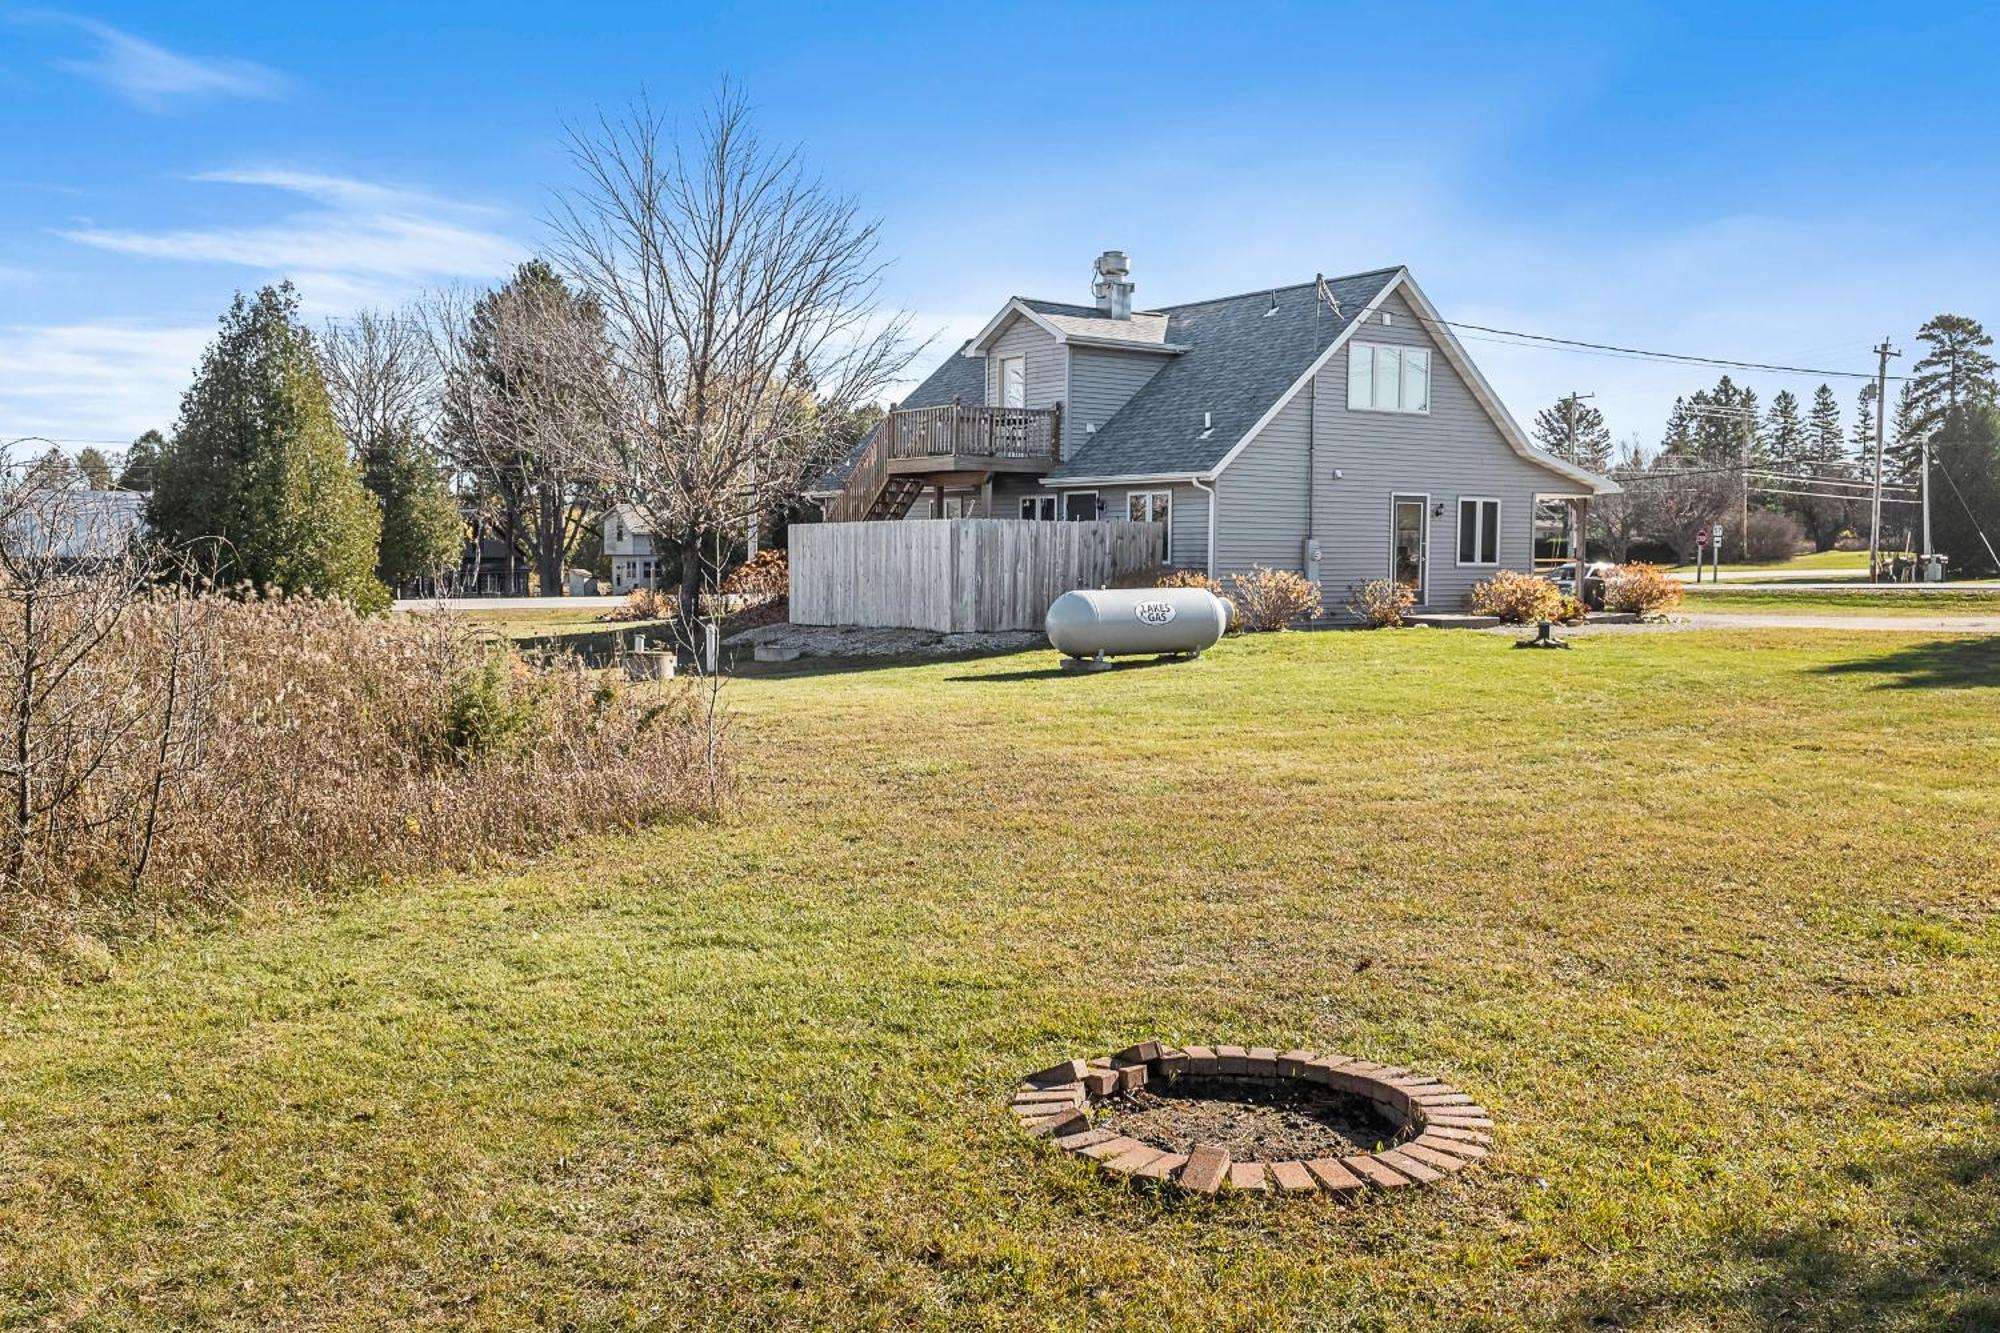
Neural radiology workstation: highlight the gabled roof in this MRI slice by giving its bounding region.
[805,340,986,496]
[1049,267,1619,495]
[968,298,1181,355]
[1047,267,1401,482]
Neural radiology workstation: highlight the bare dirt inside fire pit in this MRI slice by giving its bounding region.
[1096,1077,1414,1160]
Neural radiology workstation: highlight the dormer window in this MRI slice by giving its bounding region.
[999,355,1026,408]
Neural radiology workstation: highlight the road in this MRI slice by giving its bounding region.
[392,595,630,613]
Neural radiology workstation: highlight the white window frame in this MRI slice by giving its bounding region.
[1062,490,1099,521]
[1456,497,1501,567]
[1020,494,1056,521]
[1128,489,1172,560]
[1347,342,1431,415]
[998,354,1026,408]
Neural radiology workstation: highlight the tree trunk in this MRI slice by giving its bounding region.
[678,539,703,636]
[537,486,564,596]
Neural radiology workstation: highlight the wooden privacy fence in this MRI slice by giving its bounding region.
[789,519,1167,633]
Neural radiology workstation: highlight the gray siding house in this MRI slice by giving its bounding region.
[809,253,1615,612]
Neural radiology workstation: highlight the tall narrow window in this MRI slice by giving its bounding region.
[1128,490,1171,560]
[999,355,1026,408]
[1348,342,1431,413]
[1457,498,1500,566]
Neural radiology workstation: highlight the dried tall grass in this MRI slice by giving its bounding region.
[2,586,722,958]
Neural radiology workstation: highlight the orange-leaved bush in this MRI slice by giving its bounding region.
[1229,566,1323,631]
[1603,562,1683,615]
[1345,579,1415,628]
[1468,569,1567,623]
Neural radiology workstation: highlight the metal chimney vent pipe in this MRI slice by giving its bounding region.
[1091,250,1134,320]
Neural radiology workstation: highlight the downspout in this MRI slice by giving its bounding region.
[1191,474,1217,579]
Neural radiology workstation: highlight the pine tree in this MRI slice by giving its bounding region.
[1886,381,1924,486]
[1763,390,1807,476]
[1689,376,1762,466]
[1807,384,1844,465]
[362,423,465,591]
[75,447,114,490]
[1660,396,1696,460]
[1850,382,1881,473]
[150,284,387,610]
[118,430,164,490]
[1908,314,1998,436]
[25,448,73,487]
[1929,403,2000,576]
[1530,395,1613,471]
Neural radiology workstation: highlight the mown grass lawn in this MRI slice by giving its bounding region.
[1680,585,2000,616]
[3,628,1998,1330]
[1669,549,1871,576]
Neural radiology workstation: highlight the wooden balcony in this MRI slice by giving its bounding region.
[824,402,1062,522]
[883,402,1061,472]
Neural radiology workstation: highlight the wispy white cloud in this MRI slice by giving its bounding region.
[27,13,287,110]
[59,168,526,308]
[0,320,209,443]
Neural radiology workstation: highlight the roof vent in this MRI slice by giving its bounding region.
[1092,250,1134,320]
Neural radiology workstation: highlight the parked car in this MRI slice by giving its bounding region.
[1540,561,1618,609]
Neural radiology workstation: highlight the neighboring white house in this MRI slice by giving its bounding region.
[603,503,666,594]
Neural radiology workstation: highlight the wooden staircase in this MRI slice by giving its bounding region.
[868,474,926,520]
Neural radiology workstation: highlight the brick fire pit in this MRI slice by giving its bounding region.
[1011,1041,1491,1195]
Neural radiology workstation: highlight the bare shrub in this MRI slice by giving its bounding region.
[1468,569,1566,623]
[1155,567,1225,595]
[1229,566,1322,632]
[602,587,677,622]
[0,581,721,958]
[1731,510,1808,564]
[1603,562,1683,615]
[1345,579,1415,628]
[720,549,788,601]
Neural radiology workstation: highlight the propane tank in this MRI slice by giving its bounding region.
[1044,587,1231,659]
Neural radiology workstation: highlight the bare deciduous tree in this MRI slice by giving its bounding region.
[427,265,608,597]
[320,308,437,449]
[547,85,917,628]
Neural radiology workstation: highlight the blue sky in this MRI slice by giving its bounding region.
[4,1,1999,454]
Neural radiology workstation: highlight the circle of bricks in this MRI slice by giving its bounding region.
[1011,1041,1492,1196]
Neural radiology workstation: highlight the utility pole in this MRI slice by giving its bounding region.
[1920,430,1933,569]
[1868,338,1900,584]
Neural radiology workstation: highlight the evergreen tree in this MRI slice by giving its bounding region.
[1908,314,1998,435]
[362,422,465,591]
[1928,403,2000,577]
[1689,376,1762,466]
[118,429,164,490]
[1660,396,1696,460]
[150,284,387,610]
[1530,395,1613,471]
[1887,381,1924,486]
[1807,384,1844,465]
[1850,382,1881,474]
[25,447,73,487]
[1763,390,1807,475]
[75,447,114,490]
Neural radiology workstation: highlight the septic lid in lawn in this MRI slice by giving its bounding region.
[1010,1041,1492,1196]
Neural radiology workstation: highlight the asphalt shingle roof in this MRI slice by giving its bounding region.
[1018,298,1172,347]
[1047,267,1401,480]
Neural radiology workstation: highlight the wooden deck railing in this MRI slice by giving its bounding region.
[824,402,1062,522]
[886,403,1061,463]
[824,420,893,523]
